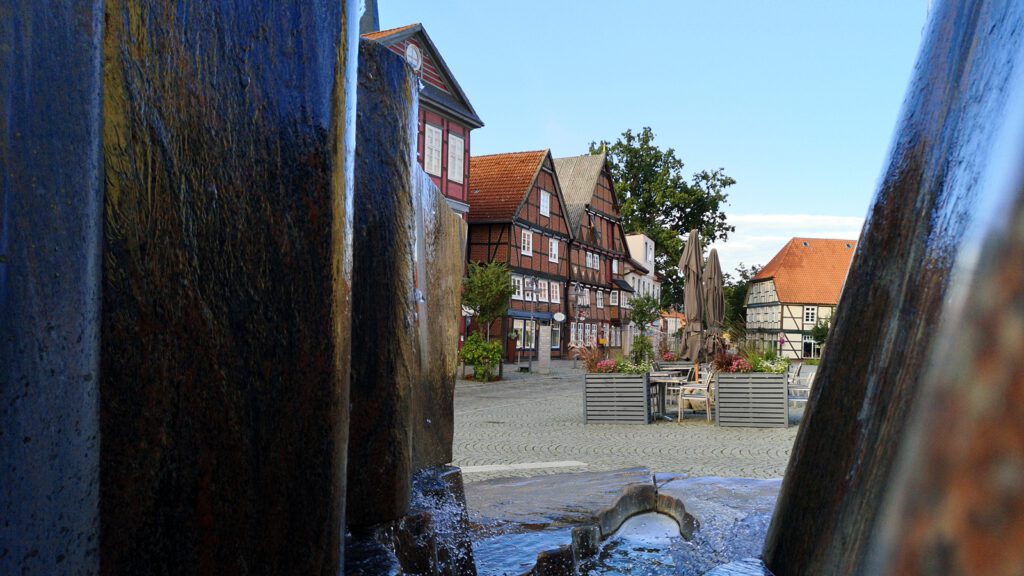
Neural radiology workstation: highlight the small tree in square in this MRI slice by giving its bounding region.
[462,261,515,341]
[628,293,662,365]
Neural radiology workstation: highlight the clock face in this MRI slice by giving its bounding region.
[404,44,423,72]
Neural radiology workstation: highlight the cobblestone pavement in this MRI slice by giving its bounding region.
[453,361,802,483]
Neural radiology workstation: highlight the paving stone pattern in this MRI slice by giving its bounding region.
[454,362,801,483]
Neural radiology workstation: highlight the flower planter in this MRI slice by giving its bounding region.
[584,373,651,424]
[715,372,789,428]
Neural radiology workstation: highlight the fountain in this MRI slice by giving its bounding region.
[3,0,1024,575]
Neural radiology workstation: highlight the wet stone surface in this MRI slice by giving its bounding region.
[465,469,780,575]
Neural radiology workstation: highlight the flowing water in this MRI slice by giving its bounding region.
[467,472,779,575]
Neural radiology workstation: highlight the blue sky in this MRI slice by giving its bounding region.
[378,1,930,272]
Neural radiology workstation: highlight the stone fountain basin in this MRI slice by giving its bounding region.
[465,468,781,575]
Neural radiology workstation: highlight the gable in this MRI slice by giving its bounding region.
[362,24,483,128]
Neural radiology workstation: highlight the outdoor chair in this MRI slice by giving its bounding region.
[788,366,814,405]
[679,368,717,424]
[664,367,693,415]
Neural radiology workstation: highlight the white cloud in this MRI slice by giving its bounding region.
[708,213,864,275]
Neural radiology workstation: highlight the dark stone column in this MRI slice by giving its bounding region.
[411,172,468,471]
[867,170,1024,574]
[98,1,358,574]
[764,2,1024,574]
[347,39,419,527]
[0,3,104,575]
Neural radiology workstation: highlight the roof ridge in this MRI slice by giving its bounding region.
[471,149,548,160]
[361,22,421,39]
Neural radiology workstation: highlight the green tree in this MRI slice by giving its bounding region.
[723,263,762,341]
[591,127,735,306]
[462,261,514,340]
[810,317,831,348]
[628,293,662,365]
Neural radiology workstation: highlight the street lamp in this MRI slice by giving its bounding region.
[523,277,539,372]
[573,284,590,369]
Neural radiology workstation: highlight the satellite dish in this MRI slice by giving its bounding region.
[404,44,423,72]
[553,312,566,323]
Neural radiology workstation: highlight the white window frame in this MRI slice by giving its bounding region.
[447,133,464,183]
[612,259,618,274]
[551,324,561,349]
[595,254,599,272]
[548,238,558,263]
[597,290,604,309]
[521,229,533,256]
[538,280,549,302]
[540,190,551,217]
[549,281,560,303]
[804,306,816,324]
[610,290,619,306]
[424,124,442,177]
[511,275,523,300]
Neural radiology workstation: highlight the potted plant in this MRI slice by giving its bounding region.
[712,348,789,427]
[579,345,653,425]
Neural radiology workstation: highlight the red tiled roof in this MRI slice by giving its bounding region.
[467,150,547,222]
[361,23,420,41]
[753,237,858,304]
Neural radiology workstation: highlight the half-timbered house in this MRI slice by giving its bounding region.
[467,150,573,360]
[745,237,857,358]
[363,23,484,218]
[554,151,632,352]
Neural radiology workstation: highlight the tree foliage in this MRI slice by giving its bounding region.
[591,127,735,306]
[628,293,662,329]
[810,317,831,346]
[723,263,762,342]
[462,261,514,339]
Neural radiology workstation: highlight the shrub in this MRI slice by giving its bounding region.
[614,359,652,374]
[661,351,677,362]
[803,358,821,366]
[460,333,502,382]
[728,358,753,373]
[742,348,788,374]
[631,334,654,365]
[572,344,605,373]
[594,359,617,373]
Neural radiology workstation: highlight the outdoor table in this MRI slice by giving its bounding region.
[648,373,686,420]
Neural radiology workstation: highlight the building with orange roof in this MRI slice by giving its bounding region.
[554,151,632,353]
[467,150,574,361]
[361,23,483,218]
[745,237,858,358]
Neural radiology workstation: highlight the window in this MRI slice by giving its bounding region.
[803,334,820,358]
[549,238,559,263]
[646,242,654,264]
[585,252,592,269]
[424,124,442,176]
[540,190,550,217]
[447,133,464,183]
[804,306,816,324]
[594,254,599,272]
[514,319,537,350]
[551,325,561,349]
[549,281,560,303]
[610,290,619,306]
[538,280,549,302]
[612,259,618,274]
[511,275,523,300]
[521,229,533,256]
[597,291,604,308]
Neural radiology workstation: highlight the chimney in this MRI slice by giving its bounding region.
[360,0,380,34]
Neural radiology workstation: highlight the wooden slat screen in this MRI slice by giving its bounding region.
[584,373,651,424]
[715,373,789,428]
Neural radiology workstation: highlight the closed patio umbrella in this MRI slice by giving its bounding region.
[679,229,704,362]
[703,248,726,360]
